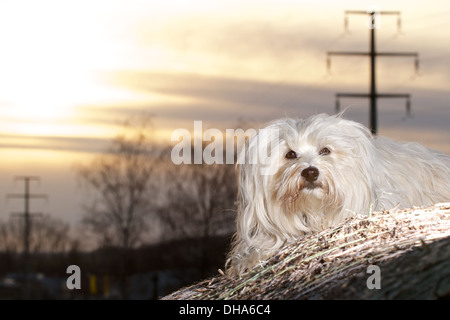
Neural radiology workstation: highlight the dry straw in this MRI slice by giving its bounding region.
[163,202,450,300]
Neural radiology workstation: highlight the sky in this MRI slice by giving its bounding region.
[0,0,449,225]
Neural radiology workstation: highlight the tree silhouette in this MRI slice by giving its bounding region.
[76,118,160,298]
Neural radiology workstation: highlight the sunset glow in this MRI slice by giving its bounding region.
[0,0,449,224]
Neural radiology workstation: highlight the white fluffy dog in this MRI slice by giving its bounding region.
[227,113,450,275]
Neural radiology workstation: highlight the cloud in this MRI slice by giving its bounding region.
[95,70,449,149]
[0,134,110,154]
[101,71,335,121]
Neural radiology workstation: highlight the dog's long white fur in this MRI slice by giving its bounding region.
[227,113,450,275]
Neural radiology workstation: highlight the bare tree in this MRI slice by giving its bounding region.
[155,121,260,277]
[157,144,238,277]
[29,215,73,253]
[0,215,79,279]
[0,215,76,253]
[0,218,22,254]
[76,119,159,248]
[161,162,237,240]
[75,118,160,298]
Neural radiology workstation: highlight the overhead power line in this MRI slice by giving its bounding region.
[7,176,47,300]
[327,10,419,135]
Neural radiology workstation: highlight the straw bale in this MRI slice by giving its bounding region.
[163,203,450,300]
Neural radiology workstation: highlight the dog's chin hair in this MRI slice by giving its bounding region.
[226,113,450,276]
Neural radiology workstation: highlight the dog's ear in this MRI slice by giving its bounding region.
[235,125,283,241]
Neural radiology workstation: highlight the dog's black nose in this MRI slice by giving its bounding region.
[301,166,319,182]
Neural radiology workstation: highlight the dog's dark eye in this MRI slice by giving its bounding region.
[285,150,297,159]
[319,147,331,156]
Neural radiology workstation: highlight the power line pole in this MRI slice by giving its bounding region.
[7,176,47,300]
[327,10,419,135]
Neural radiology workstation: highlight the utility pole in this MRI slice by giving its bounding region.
[7,176,47,300]
[327,10,419,135]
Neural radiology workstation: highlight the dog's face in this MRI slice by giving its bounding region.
[239,114,375,233]
[271,114,375,213]
[271,132,334,212]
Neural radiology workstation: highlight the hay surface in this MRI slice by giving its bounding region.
[163,203,450,300]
